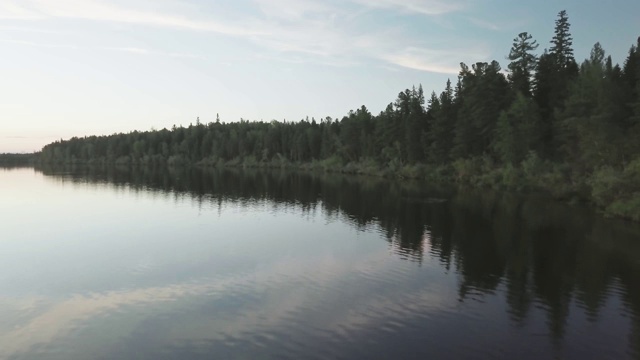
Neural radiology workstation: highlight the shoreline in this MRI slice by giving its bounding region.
[29,156,640,223]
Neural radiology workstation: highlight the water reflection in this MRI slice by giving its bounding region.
[4,165,640,359]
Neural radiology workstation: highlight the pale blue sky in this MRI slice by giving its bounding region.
[1,0,638,152]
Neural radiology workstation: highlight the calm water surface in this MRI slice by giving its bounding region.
[1,166,640,359]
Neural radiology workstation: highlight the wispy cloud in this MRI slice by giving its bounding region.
[0,1,44,20]
[247,0,478,72]
[106,46,150,55]
[0,25,62,34]
[167,52,204,59]
[1,39,202,59]
[350,0,468,15]
[382,49,460,74]
[0,38,78,49]
[254,0,338,21]
[254,52,358,68]
[1,0,488,74]
[101,46,203,59]
[381,46,490,74]
[468,16,501,31]
[2,0,265,36]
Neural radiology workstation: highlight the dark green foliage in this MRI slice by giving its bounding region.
[533,51,556,134]
[533,10,579,159]
[427,80,457,164]
[0,153,38,166]
[590,158,640,220]
[550,10,575,69]
[452,61,511,159]
[508,32,539,96]
[36,10,640,220]
[623,38,640,157]
[556,43,627,169]
[495,94,542,165]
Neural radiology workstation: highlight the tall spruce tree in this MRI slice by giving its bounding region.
[533,51,554,118]
[428,79,456,164]
[533,10,578,159]
[405,85,427,163]
[453,61,510,158]
[550,10,575,69]
[424,91,441,162]
[508,32,539,96]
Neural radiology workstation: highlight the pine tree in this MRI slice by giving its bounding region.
[451,63,474,159]
[550,10,575,69]
[533,51,553,116]
[425,91,441,161]
[405,85,427,163]
[557,43,625,168]
[452,61,510,158]
[508,32,539,96]
[533,11,578,160]
[623,38,640,125]
[626,38,640,157]
[428,80,456,164]
[495,93,542,165]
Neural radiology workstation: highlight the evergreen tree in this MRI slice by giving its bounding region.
[428,80,457,164]
[533,11,578,159]
[404,85,427,163]
[557,43,624,168]
[533,51,559,158]
[550,10,575,69]
[623,38,640,124]
[453,61,510,158]
[508,32,539,96]
[495,94,543,165]
[451,63,474,159]
[425,91,441,160]
[624,38,640,157]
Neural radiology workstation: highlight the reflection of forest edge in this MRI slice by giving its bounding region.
[35,164,640,356]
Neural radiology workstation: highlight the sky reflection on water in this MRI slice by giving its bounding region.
[1,166,639,359]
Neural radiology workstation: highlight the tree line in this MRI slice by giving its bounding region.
[0,153,38,166]
[38,11,640,220]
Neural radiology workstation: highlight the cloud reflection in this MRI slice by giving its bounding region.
[0,233,451,358]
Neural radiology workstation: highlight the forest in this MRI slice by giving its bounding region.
[0,153,38,166]
[37,11,640,220]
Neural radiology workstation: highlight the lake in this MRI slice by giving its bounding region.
[1,166,639,359]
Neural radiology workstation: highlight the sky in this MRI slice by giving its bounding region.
[0,0,639,153]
